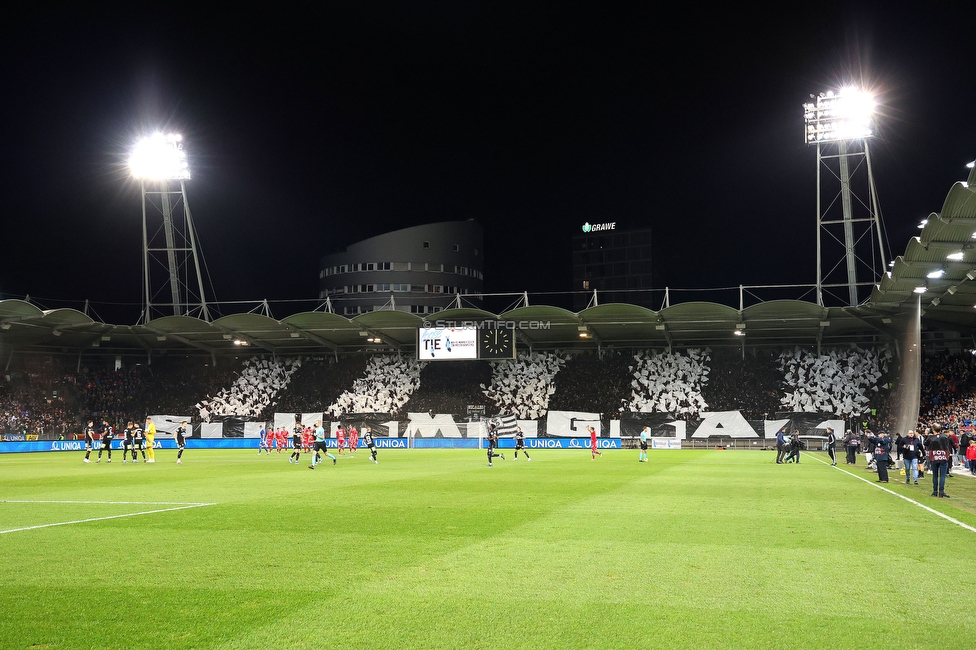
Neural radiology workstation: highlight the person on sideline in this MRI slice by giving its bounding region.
[639,426,649,463]
[843,429,859,465]
[775,427,787,464]
[825,427,837,466]
[926,426,951,498]
[868,431,891,483]
[901,430,923,485]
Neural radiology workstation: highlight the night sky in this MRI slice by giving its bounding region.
[2,3,974,322]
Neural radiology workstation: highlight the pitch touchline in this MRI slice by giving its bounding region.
[1,500,213,505]
[0,502,216,535]
[808,454,976,534]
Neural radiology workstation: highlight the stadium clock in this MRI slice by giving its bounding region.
[478,328,515,359]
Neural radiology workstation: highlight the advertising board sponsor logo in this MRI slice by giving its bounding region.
[581,222,615,233]
[514,438,621,449]
[375,438,407,448]
[51,440,84,451]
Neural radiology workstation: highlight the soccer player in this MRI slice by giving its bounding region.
[302,426,313,453]
[638,426,649,462]
[309,421,336,469]
[513,426,530,461]
[486,423,504,466]
[145,417,156,463]
[258,425,269,454]
[133,421,146,462]
[83,420,95,463]
[122,421,135,463]
[588,425,603,460]
[336,424,347,455]
[276,427,287,453]
[175,420,188,464]
[96,419,114,463]
[289,424,303,464]
[348,425,359,454]
[363,425,378,463]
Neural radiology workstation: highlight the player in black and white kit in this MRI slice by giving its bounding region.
[289,423,303,464]
[486,423,505,467]
[122,421,135,463]
[825,427,837,466]
[83,420,95,463]
[96,419,114,463]
[175,421,188,464]
[512,426,530,461]
[133,422,146,462]
[363,426,378,464]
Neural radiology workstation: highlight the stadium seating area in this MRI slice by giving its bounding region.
[1,346,974,437]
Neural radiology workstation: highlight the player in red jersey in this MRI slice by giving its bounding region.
[348,425,359,454]
[336,424,347,454]
[588,425,603,460]
[276,428,287,453]
[302,427,314,453]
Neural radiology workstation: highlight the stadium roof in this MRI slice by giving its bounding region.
[870,165,976,332]
[0,296,911,359]
[2,167,973,359]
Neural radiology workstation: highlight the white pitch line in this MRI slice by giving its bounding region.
[0,502,215,535]
[808,453,976,534]
[1,499,213,506]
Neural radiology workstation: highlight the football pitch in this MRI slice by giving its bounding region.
[2,448,975,650]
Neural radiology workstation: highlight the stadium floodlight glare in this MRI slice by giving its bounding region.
[129,132,191,180]
[913,286,927,294]
[947,251,965,261]
[927,268,946,279]
[803,86,876,145]
[967,160,975,169]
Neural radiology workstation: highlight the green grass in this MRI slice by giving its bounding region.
[2,448,976,649]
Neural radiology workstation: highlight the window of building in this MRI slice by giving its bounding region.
[423,241,430,249]
[453,244,459,252]
[379,262,391,270]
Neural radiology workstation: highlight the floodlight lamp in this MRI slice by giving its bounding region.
[927,269,945,279]
[913,286,926,294]
[967,160,975,169]
[803,86,875,144]
[129,132,191,180]
[947,251,965,261]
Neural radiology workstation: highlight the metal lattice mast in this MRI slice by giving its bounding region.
[804,88,888,307]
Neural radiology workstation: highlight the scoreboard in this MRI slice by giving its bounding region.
[417,325,516,361]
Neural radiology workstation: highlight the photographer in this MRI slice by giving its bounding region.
[867,431,891,483]
[843,429,860,465]
[926,425,951,498]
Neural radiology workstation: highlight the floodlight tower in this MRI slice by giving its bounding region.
[803,87,888,307]
[129,133,211,323]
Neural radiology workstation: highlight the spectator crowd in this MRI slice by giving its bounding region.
[2,346,976,438]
